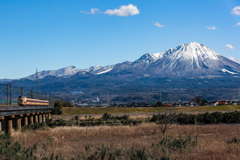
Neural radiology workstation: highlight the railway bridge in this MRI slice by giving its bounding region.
[0,105,54,135]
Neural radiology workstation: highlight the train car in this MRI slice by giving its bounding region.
[18,96,49,106]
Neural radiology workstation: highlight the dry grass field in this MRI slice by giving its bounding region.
[62,107,166,115]
[12,123,240,159]
[62,105,240,116]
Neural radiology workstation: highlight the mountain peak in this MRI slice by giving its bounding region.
[172,42,220,59]
[19,42,240,81]
[184,42,204,48]
[68,66,76,69]
[135,53,154,63]
[189,42,201,45]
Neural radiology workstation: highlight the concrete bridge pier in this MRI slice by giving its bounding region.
[0,117,4,132]
[35,112,39,123]
[39,113,42,123]
[42,113,46,125]
[0,105,53,135]
[24,114,30,126]
[5,115,15,135]
[15,114,23,131]
[48,112,51,119]
[30,113,35,124]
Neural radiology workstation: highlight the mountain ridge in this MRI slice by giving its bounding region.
[3,42,240,81]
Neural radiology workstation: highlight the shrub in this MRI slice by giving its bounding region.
[130,147,149,160]
[75,116,79,120]
[102,113,111,121]
[227,137,240,145]
[175,111,240,125]
[22,122,46,131]
[158,136,198,153]
[0,133,38,159]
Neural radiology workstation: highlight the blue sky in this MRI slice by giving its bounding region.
[0,0,239,79]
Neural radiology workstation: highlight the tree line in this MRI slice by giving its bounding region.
[52,100,74,115]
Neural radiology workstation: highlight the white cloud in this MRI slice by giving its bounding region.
[207,26,217,30]
[81,8,101,14]
[235,22,240,27]
[104,4,140,17]
[155,22,165,28]
[229,56,239,63]
[225,44,235,50]
[231,6,240,16]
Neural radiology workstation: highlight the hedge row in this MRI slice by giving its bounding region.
[151,111,240,125]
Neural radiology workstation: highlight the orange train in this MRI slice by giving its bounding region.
[18,96,49,106]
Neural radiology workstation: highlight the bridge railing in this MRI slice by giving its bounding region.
[0,106,54,111]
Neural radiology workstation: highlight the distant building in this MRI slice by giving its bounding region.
[92,97,99,103]
[75,103,88,107]
[217,101,229,105]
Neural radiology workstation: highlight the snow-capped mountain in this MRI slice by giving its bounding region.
[25,66,82,80]
[14,42,240,81]
[86,65,115,75]
[24,65,115,80]
[142,42,240,77]
[106,42,240,78]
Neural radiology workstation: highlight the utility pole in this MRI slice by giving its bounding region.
[7,84,8,107]
[10,83,11,107]
[238,86,240,99]
[49,93,51,105]
[21,87,23,96]
[35,69,39,99]
[30,90,33,99]
[45,91,47,100]
[151,88,153,100]
[160,90,162,102]
[107,92,109,106]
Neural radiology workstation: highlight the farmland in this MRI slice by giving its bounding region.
[62,105,240,116]
[12,122,240,159]
[2,106,240,159]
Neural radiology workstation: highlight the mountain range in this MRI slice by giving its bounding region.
[21,42,240,80]
[1,42,240,101]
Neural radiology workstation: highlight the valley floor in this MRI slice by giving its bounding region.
[13,123,240,159]
[59,105,240,120]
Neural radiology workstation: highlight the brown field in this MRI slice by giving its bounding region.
[12,123,240,159]
[62,105,240,116]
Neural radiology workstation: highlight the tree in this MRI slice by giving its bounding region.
[63,101,74,107]
[158,109,176,134]
[193,96,208,106]
[154,101,163,107]
[52,100,63,115]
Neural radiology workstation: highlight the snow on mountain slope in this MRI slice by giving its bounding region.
[222,69,238,74]
[87,65,103,72]
[135,52,165,64]
[95,68,113,75]
[142,42,240,77]
[25,66,82,80]
[15,42,240,81]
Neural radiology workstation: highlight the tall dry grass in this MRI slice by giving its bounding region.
[12,123,240,159]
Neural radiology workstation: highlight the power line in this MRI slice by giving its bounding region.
[160,90,162,102]
[35,68,39,99]
[238,86,240,99]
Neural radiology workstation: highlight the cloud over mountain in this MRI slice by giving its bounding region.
[235,22,240,27]
[207,26,217,30]
[81,8,100,14]
[225,44,234,50]
[104,4,140,16]
[155,22,165,28]
[229,56,239,63]
[231,6,240,16]
[81,4,140,17]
